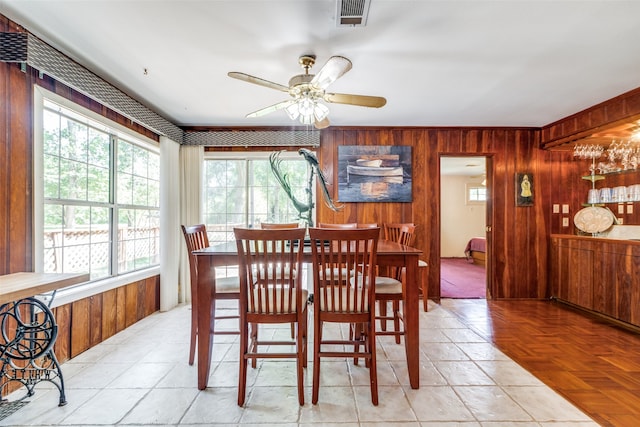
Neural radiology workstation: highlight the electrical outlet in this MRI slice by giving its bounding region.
[618,218,624,224]
[562,204,570,214]
[562,217,569,227]
[553,204,560,213]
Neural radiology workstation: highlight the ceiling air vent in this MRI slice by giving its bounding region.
[336,0,371,27]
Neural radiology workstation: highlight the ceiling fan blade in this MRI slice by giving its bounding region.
[246,100,295,118]
[314,117,330,129]
[324,92,387,108]
[310,56,352,89]
[228,72,289,92]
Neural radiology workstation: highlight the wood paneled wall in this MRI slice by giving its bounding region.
[53,277,160,362]
[315,128,547,299]
[1,17,34,275]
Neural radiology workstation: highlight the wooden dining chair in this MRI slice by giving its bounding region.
[234,227,308,406]
[181,224,240,366]
[383,222,430,311]
[308,226,380,405]
[376,224,416,343]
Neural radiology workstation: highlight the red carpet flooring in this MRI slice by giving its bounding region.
[440,257,486,298]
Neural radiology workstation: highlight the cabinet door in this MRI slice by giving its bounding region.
[599,251,640,323]
[551,239,594,309]
[567,247,594,309]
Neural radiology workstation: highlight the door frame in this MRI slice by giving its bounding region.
[436,154,494,300]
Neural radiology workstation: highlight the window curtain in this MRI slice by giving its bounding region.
[179,145,204,303]
[160,136,181,311]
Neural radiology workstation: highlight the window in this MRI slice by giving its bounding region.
[36,91,160,281]
[203,152,311,247]
[466,184,487,204]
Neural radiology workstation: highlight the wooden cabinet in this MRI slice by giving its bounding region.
[550,235,640,328]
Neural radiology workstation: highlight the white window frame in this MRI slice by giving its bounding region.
[34,86,160,307]
[465,183,487,205]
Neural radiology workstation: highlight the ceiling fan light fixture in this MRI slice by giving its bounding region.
[285,95,330,125]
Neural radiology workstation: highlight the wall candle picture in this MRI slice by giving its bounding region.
[516,172,533,206]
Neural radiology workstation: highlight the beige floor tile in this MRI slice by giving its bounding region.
[240,386,302,423]
[475,360,546,386]
[455,342,511,361]
[58,388,148,425]
[355,385,417,422]
[404,385,476,422]
[299,385,358,423]
[434,361,495,385]
[454,385,533,422]
[120,387,199,424]
[178,387,244,424]
[503,385,596,422]
[421,342,471,361]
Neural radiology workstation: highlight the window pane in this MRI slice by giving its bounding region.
[43,110,60,156]
[132,145,148,177]
[43,154,60,199]
[60,117,88,162]
[88,128,110,168]
[117,208,159,274]
[133,175,148,205]
[59,159,88,201]
[118,172,133,205]
[88,165,110,202]
[118,139,133,174]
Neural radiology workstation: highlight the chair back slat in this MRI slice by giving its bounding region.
[309,227,379,313]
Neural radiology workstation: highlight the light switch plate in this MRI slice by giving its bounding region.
[553,204,560,213]
[618,204,625,214]
[628,204,633,214]
[562,217,569,227]
[562,204,570,214]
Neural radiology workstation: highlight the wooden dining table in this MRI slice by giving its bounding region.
[193,238,423,390]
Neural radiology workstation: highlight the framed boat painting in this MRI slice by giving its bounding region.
[337,145,412,202]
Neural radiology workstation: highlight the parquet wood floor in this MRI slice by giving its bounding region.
[443,298,640,427]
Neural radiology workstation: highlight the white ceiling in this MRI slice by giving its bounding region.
[2,1,640,131]
[441,156,486,177]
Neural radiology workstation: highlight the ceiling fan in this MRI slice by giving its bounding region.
[228,55,386,129]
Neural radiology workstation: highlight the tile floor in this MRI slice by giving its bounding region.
[2,299,599,426]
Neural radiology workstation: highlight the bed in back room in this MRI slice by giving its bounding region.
[464,237,486,266]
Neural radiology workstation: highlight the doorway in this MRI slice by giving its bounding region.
[439,156,489,299]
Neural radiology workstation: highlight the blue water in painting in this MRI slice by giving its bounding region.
[338,176,412,203]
